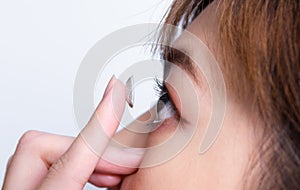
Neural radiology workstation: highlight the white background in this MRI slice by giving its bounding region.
[0,0,172,189]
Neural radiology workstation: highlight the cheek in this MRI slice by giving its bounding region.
[120,144,198,190]
[121,125,253,190]
[120,117,201,190]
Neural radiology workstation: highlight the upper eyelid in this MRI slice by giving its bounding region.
[163,47,200,84]
[165,47,190,63]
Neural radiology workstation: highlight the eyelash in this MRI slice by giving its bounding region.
[153,78,180,121]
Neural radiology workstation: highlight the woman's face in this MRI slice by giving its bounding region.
[119,2,256,189]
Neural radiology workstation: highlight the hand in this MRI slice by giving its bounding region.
[2,76,144,190]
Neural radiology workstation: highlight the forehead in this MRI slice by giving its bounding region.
[172,1,218,56]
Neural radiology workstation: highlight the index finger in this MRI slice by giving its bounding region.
[38,76,126,190]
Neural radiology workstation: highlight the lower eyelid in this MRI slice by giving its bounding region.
[156,116,180,132]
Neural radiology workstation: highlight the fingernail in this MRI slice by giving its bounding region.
[104,75,117,97]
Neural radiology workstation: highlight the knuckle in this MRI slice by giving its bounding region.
[16,130,43,152]
[19,130,41,144]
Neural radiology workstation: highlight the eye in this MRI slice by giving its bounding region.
[154,78,180,121]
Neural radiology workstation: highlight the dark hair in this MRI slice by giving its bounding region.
[155,0,300,189]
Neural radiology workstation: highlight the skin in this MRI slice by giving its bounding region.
[3,2,256,190]
[119,2,256,189]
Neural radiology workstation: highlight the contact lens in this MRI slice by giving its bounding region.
[126,75,134,108]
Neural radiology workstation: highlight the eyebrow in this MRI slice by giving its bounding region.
[163,46,200,84]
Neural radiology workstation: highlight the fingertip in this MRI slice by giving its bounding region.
[89,173,121,187]
[103,75,117,97]
[96,77,126,136]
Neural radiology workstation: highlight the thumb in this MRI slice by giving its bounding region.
[38,76,126,190]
